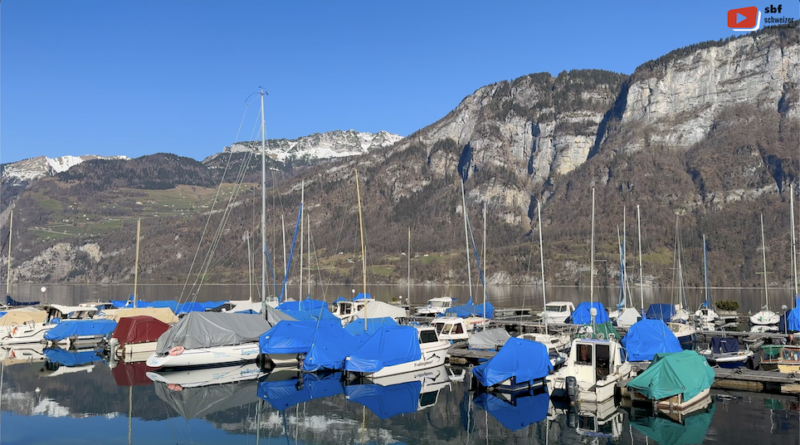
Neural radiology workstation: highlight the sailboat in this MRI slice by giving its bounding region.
[548,188,631,404]
[694,235,719,324]
[751,213,781,326]
[670,217,691,323]
[609,209,642,328]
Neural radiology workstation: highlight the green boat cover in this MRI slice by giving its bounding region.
[631,403,716,445]
[627,350,714,401]
[574,322,621,341]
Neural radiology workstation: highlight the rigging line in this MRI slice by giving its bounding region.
[179,102,251,302]
[466,214,485,289]
[278,203,303,302]
[307,213,328,300]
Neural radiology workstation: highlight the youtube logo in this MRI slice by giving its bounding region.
[728,6,761,30]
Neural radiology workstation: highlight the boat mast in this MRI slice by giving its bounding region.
[703,234,709,308]
[637,205,644,311]
[5,210,11,297]
[134,219,141,309]
[791,184,798,300]
[307,214,311,298]
[676,217,686,311]
[460,179,473,303]
[260,90,267,307]
[299,181,304,301]
[538,201,547,335]
[281,215,287,286]
[407,226,411,306]
[760,213,769,311]
[623,207,627,308]
[590,187,595,306]
[355,170,368,331]
[483,201,487,323]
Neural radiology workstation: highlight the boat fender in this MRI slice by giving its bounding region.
[168,346,185,356]
[11,326,17,336]
[566,376,578,402]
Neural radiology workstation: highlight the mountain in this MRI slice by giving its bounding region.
[2,23,799,287]
[1,154,129,183]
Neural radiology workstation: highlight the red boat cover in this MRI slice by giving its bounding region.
[112,361,154,387]
[111,315,170,348]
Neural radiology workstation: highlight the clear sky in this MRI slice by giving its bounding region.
[1,0,798,163]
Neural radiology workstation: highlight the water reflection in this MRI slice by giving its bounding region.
[0,357,798,444]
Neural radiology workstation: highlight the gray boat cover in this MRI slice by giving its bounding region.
[154,380,259,419]
[155,312,275,355]
[467,328,510,351]
[266,305,296,325]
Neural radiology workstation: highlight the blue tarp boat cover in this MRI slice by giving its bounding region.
[258,372,344,411]
[44,347,103,367]
[260,319,344,355]
[303,330,373,372]
[569,302,609,324]
[473,391,550,431]
[277,298,328,312]
[621,319,682,361]
[710,337,740,354]
[353,293,371,301]
[344,381,422,419]
[646,304,676,323]
[344,317,398,335]
[779,296,800,332]
[448,301,494,319]
[6,295,39,307]
[472,338,552,387]
[43,319,117,341]
[344,326,422,373]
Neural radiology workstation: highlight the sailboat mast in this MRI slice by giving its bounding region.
[703,234,709,307]
[483,202,487,322]
[460,179,473,302]
[281,215,287,283]
[791,184,798,298]
[407,227,411,305]
[676,217,686,310]
[307,215,311,298]
[623,207,627,308]
[299,182,304,301]
[355,170,368,331]
[260,90,267,306]
[538,201,547,335]
[637,205,644,311]
[5,210,11,297]
[761,213,769,311]
[134,219,141,309]
[590,187,595,306]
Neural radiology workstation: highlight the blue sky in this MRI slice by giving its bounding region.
[1,0,798,163]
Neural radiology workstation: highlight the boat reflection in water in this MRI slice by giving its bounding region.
[628,401,716,445]
[473,388,550,432]
[345,365,450,417]
[550,397,624,441]
[39,346,104,377]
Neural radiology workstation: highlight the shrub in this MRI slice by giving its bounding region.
[715,300,739,311]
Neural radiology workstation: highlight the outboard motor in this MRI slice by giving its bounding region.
[567,406,578,429]
[566,376,578,403]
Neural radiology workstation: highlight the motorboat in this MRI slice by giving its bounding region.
[333,298,407,326]
[760,345,800,372]
[548,338,631,403]
[146,312,274,369]
[667,321,696,345]
[472,337,552,392]
[518,332,571,353]
[751,309,781,326]
[107,315,172,362]
[43,318,117,348]
[627,350,714,413]
[699,337,753,368]
[415,297,454,316]
[344,325,449,379]
[331,295,373,324]
[0,305,98,345]
[621,319,682,362]
[538,301,575,324]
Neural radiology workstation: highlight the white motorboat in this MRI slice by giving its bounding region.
[667,322,696,345]
[431,316,469,342]
[518,332,571,353]
[547,338,631,403]
[345,326,449,379]
[699,337,753,368]
[338,300,407,327]
[415,297,454,316]
[695,307,719,324]
[331,297,372,324]
[751,310,780,326]
[0,304,98,346]
[538,301,575,325]
[146,312,273,369]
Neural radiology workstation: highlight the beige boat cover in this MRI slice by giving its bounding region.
[0,308,48,326]
[99,308,179,324]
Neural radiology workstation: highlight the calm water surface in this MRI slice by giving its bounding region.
[0,284,798,444]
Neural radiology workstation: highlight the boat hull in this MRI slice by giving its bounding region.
[355,341,449,379]
[750,311,780,325]
[146,342,260,368]
[0,323,56,345]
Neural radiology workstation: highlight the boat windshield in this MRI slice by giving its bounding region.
[431,300,448,308]
[545,304,566,312]
[419,330,439,343]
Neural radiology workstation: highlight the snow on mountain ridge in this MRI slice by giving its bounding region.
[2,154,128,182]
[222,129,403,162]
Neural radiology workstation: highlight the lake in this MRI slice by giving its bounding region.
[0,284,798,444]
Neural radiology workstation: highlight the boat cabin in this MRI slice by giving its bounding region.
[549,338,631,403]
[415,297,454,316]
[332,299,372,319]
[430,316,469,341]
[42,305,97,321]
[539,301,576,323]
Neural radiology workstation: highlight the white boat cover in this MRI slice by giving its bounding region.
[352,301,407,320]
[616,307,641,327]
[155,312,274,355]
[467,328,510,351]
[154,380,259,419]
